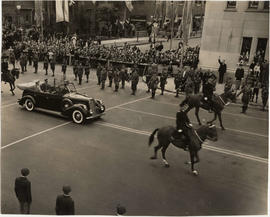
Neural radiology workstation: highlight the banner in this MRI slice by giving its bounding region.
[125,1,133,12]
[56,0,69,23]
[34,0,43,27]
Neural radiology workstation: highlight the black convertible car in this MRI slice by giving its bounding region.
[17,80,105,124]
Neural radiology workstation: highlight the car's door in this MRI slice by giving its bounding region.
[32,91,50,109]
[45,91,63,112]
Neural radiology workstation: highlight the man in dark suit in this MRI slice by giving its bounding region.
[14,168,32,214]
[55,185,75,215]
[218,56,227,84]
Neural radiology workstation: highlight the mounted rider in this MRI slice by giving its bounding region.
[202,72,216,112]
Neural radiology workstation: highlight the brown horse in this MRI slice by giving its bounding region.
[180,91,236,130]
[1,70,17,95]
[148,124,218,175]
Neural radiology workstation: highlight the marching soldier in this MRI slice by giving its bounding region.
[33,52,39,74]
[19,52,27,73]
[50,55,56,77]
[62,57,67,80]
[120,64,128,89]
[77,61,84,85]
[160,68,168,95]
[148,73,159,99]
[174,70,182,97]
[237,83,252,114]
[107,62,114,87]
[100,66,107,90]
[96,63,102,85]
[130,69,139,95]
[73,59,78,81]
[84,58,90,83]
[114,67,121,92]
[44,55,49,75]
[145,65,152,93]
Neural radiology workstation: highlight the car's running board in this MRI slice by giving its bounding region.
[34,108,68,118]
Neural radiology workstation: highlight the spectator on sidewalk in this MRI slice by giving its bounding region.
[55,185,75,215]
[15,168,32,214]
[237,83,252,114]
[235,64,245,90]
[218,56,227,84]
[261,84,268,111]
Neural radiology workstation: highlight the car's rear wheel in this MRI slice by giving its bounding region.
[25,98,35,111]
[72,109,85,124]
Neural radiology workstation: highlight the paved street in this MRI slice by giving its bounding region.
[1,63,268,215]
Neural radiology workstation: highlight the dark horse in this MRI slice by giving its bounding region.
[180,91,236,130]
[149,124,218,175]
[1,69,19,95]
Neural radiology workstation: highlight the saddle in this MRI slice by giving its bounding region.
[171,129,188,150]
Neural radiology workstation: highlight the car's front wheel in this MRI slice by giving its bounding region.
[24,98,35,111]
[72,109,85,124]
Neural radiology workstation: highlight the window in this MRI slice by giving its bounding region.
[263,1,269,9]
[256,38,268,61]
[227,1,236,8]
[248,1,259,9]
[240,37,252,62]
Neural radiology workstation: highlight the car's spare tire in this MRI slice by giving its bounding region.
[24,98,35,111]
[72,109,85,124]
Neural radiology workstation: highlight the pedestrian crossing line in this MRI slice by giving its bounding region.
[95,122,268,164]
[1,95,150,150]
[143,99,268,121]
[115,107,268,138]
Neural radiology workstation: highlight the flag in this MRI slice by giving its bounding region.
[56,0,69,23]
[125,1,133,12]
[34,0,43,27]
[181,0,194,45]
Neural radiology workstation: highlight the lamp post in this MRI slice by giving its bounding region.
[16,4,21,27]
[170,1,174,50]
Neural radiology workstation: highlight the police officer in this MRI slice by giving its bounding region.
[50,54,56,77]
[107,61,114,87]
[84,58,90,83]
[160,68,168,95]
[33,52,39,74]
[73,59,78,81]
[62,57,67,80]
[44,55,49,75]
[119,64,128,89]
[77,61,84,85]
[100,66,107,90]
[130,69,139,95]
[148,73,159,99]
[237,83,252,114]
[174,70,181,97]
[96,63,102,85]
[114,67,120,92]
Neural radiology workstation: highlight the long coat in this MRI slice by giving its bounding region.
[15,177,32,203]
[55,194,75,215]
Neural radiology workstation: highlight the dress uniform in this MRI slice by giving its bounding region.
[96,63,102,85]
[160,68,168,95]
[77,62,84,85]
[84,58,90,83]
[130,70,139,95]
[119,65,128,89]
[62,58,67,79]
[50,55,56,77]
[174,71,182,97]
[114,68,121,92]
[148,73,159,98]
[100,67,107,90]
[44,56,49,75]
[33,53,39,74]
[237,84,252,114]
[73,59,78,81]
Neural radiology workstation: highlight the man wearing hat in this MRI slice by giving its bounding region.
[14,168,32,214]
[55,185,75,215]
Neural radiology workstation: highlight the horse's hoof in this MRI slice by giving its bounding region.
[164,164,170,168]
[192,170,198,176]
[150,156,157,160]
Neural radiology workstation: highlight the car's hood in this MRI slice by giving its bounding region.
[64,92,92,101]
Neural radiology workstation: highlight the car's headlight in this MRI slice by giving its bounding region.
[89,109,93,114]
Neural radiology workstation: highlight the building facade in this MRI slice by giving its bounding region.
[199,1,269,71]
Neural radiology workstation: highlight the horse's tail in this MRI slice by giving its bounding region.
[149,128,159,147]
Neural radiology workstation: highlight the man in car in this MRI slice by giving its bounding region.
[40,79,51,92]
